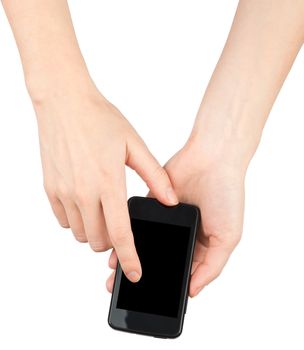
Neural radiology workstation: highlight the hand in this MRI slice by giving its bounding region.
[33,87,178,283]
[106,138,245,296]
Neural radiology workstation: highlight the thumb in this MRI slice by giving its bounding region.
[127,138,179,206]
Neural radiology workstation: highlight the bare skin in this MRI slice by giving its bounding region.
[2,0,304,296]
[105,0,304,297]
[1,0,179,283]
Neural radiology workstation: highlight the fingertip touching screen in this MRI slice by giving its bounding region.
[116,218,191,318]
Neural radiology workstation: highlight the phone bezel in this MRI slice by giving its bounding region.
[108,196,200,338]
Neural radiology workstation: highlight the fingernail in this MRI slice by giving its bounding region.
[166,187,179,205]
[127,271,141,283]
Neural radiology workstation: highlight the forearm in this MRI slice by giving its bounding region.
[1,0,95,101]
[190,0,304,170]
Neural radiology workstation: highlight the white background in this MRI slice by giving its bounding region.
[1,1,304,349]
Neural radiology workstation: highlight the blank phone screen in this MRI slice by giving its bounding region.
[116,218,191,318]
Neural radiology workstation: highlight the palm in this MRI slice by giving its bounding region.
[160,145,245,295]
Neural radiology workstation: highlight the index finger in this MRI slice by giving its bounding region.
[101,172,141,283]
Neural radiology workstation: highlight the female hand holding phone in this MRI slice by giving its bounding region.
[2,0,304,297]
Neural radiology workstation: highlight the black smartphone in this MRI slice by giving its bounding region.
[108,196,200,338]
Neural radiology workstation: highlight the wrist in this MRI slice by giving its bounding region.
[186,112,261,174]
[26,68,100,107]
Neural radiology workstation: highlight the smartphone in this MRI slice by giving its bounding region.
[108,196,200,338]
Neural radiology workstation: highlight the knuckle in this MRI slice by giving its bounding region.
[144,164,167,189]
[43,182,56,200]
[74,234,88,243]
[151,164,167,183]
[100,175,123,198]
[110,227,131,247]
[59,221,70,229]
[73,187,91,206]
[56,184,71,201]
[204,267,221,285]
[212,269,222,281]
[99,168,113,182]
[226,233,242,250]
[90,241,109,252]
[71,227,87,242]
[97,168,114,188]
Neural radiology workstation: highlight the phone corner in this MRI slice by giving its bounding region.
[127,195,141,207]
[127,196,135,204]
[193,205,201,217]
[193,206,201,227]
[107,315,117,331]
[166,328,183,339]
